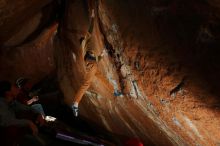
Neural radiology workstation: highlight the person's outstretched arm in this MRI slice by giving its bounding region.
[88,9,95,34]
[84,9,95,40]
[81,9,95,57]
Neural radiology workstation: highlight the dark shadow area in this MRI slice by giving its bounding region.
[154,0,220,101]
[105,0,220,104]
[30,74,122,146]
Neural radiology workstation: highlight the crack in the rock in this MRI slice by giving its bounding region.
[170,76,186,96]
[96,2,125,94]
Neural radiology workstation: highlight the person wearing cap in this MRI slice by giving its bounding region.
[16,77,45,117]
[16,78,37,105]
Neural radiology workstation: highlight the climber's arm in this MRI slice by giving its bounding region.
[81,9,95,53]
[88,9,95,34]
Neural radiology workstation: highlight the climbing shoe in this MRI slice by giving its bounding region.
[71,106,79,117]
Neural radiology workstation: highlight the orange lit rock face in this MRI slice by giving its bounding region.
[0,26,55,82]
[96,1,220,145]
[0,0,53,44]
[0,0,57,82]
[1,0,220,146]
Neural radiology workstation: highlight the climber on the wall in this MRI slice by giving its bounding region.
[71,0,123,117]
[71,8,107,117]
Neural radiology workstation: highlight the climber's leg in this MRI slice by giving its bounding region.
[72,61,98,116]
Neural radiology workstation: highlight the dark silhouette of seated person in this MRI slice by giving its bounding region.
[0,80,44,146]
[16,77,45,117]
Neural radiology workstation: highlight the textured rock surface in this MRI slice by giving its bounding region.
[0,0,58,82]
[1,0,220,145]
[0,0,53,44]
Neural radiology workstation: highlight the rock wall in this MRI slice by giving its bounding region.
[0,0,58,83]
[1,0,220,145]
[93,1,220,145]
